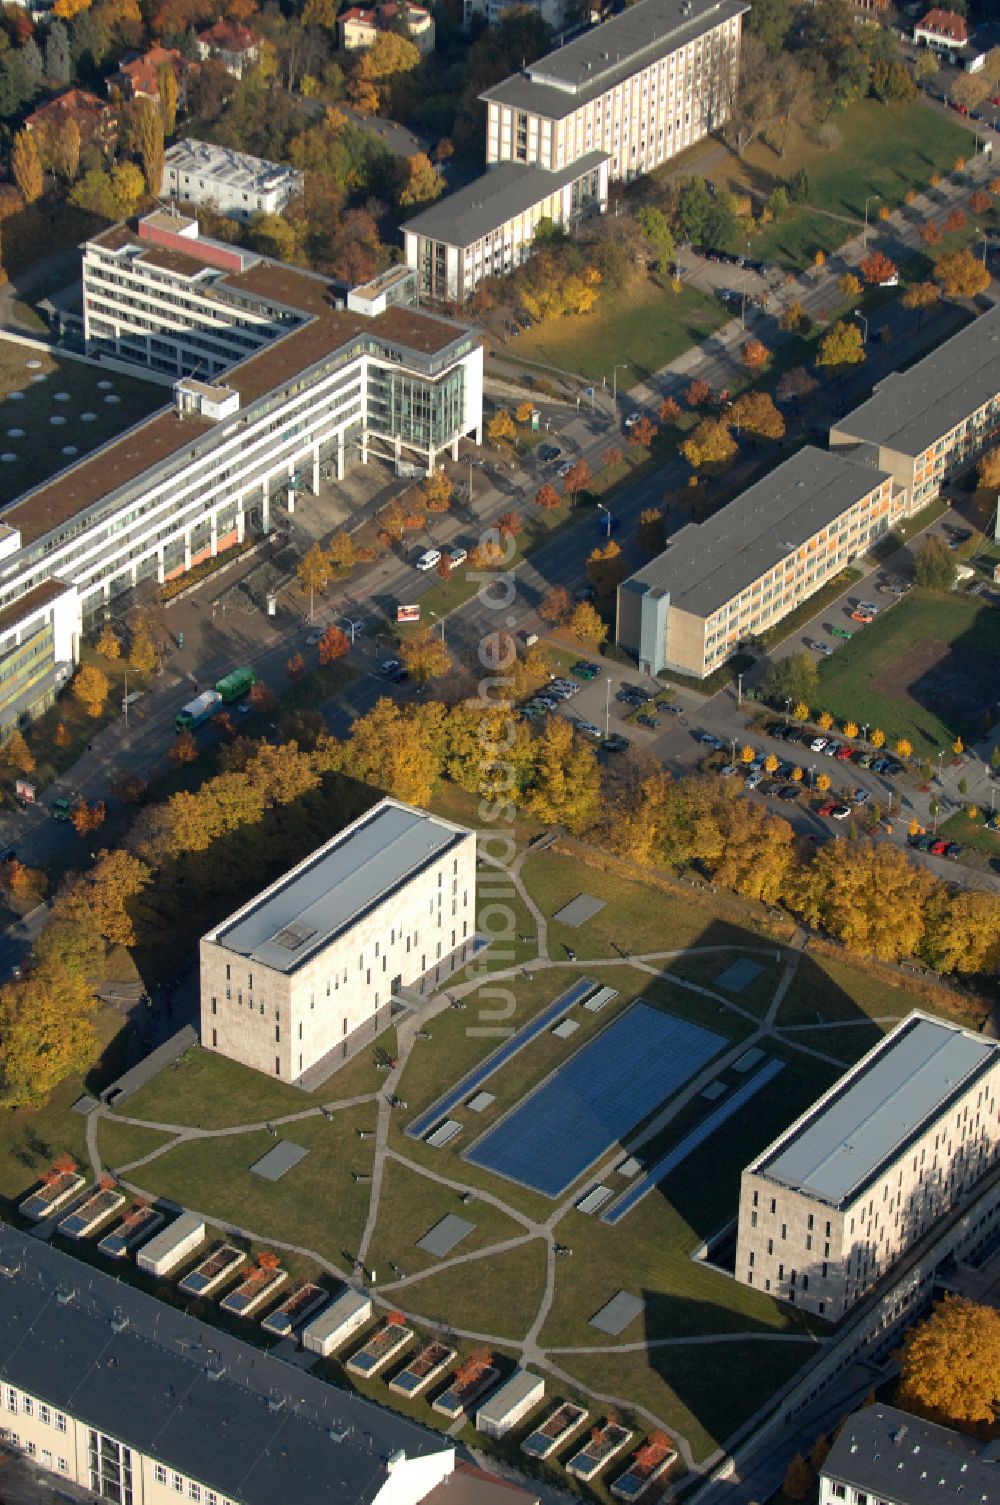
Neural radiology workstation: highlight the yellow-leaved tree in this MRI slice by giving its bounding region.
[0,959,99,1108]
[896,1295,1000,1425]
[527,715,602,833]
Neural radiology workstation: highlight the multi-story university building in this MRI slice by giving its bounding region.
[200,799,477,1085]
[735,1012,1000,1321]
[829,302,1000,510]
[404,0,745,300]
[0,1225,456,1505]
[616,447,898,679]
[0,216,482,734]
[819,1404,1000,1505]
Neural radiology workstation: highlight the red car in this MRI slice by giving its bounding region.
[929,838,949,855]
[950,101,969,115]
[817,800,838,816]
[834,745,854,759]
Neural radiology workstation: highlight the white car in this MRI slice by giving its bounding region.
[745,771,763,789]
[623,413,641,430]
[809,736,829,753]
[447,546,468,568]
[415,549,441,572]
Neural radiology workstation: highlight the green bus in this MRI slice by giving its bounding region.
[214,666,257,704]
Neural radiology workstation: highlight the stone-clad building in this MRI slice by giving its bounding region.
[200,800,477,1085]
[735,1012,999,1321]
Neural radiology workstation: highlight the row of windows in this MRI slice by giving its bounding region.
[0,1429,69,1473]
[152,1460,236,1503]
[4,1389,67,1430]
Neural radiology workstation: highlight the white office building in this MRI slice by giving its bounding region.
[161,140,304,221]
[200,799,478,1085]
[0,214,481,682]
[735,1013,1000,1321]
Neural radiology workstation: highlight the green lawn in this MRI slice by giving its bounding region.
[775,953,936,1028]
[365,1157,529,1283]
[390,1237,548,1342]
[709,99,976,271]
[937,808,1000,858]
[510,276,729,390]
[814,589,1000,757]
[127,1107,377,1268]
[111,1041,384,1131]
[97,1119,177,1173]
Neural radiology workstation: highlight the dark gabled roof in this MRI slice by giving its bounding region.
[832,305,1000,460]
[822,1405,1000,1505]
[482,0,747,119]
[0,1229,451,1505]
[402,154,607,249]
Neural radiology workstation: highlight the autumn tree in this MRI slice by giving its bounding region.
[64,849,152,949]
[53,117,81,182]
[341,697,443,806]
[817,320,865,369]
[527,714,601,832]
[681,417,737,468]
[779,299,811,333]
[685,378,711,408]
[658,397,681,424]
[498,509,522,538]
[741,338,769,369]
[1,729,34,776]
[0,959,99,1108]
[919,219,943,246]
[783,1455,813,1502]
[628,415,658,449]
[72,663,110,718]
[563,458,592,503]
[11,130,42,204]
[968,189,992,215]
[636,507,666,554]
[401,624,451,684]
[708,799,796,904]
[922,888,1000,975]
[535,482,561,511]
[129,631,156,674]
[398,153,442,207]
[421,470,453,513]
[790,840,935,960]
[158,60,178,135]
[730,391,785,440]
[934,247,991,300]
[487,408,517,451]
[944,207,967,234]
[326,530,356,578]
[540,584,571,625]
[776,366,818,405]
[977,447,1000,489]
[168,729,198,765]
[586,539,628,596]
[296,543,329,619]
[318,625,350,664]
[902,280,941,327]
[286,652,305,685]
[71,799,106,835]
[568,600,608,647]
[896,1296,1000,1426]
[136,95,164,196]
[96,623,121,660]
[859,249,897,286]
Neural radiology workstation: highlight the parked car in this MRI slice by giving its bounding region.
[830,805,852,821]
[817,800,838,816]
[699,732,725,750]
[720,764,738,778]
[823,741,842,757]
[416,548,441,571]
[857,753,875,769]
[851,789,870,805]
[538,444,561,463]
[575,718,603,738]
[447,546,468,568]
[657,700,682,714]
[944,842,963,860]
[850,610,873,624]
[636,713,660,729]
[809,736,829,752]
[834,744,854,760]
[856,601,878,615]
[305,629,324,646]
[745,771,763,789]
[623,413,641,430]
[574,584,596,603]
[602,734,630,753]
[776,785,801,800]
[929,838,949,856]
[813,641,834,657]
[379,658,403,676]
[556,461,572,478]
[573,660,599,679]
[909,833,933,850]
[340,617,365,639]
[830,626,853,639]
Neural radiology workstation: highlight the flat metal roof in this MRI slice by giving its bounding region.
[752,1014,998,1208]
[208,799,469,972]
[832,304,1000,460]
[0,1231,448,1505]
[165,138,302,195]
[823,1405,1000,1505]
[403,154,607,249]
[482,0,747,118]
[622,447,888,620]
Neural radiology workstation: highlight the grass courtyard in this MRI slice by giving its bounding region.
[510,277,730,391]
[813,588,1000,757]
[0,340,167,500]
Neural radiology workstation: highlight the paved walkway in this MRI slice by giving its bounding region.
[84,848,862,1483]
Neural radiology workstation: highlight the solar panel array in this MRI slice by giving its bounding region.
[463,1004,725,1197]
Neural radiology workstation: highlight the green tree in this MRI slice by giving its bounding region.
[914,535,956,591]
[636,205,674,271]
[747,0,791,55]
[158,60,178,136]
[763,652,819,708]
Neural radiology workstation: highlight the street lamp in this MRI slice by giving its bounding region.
[863,194,880,248]
[429,610,445,642]
[853,310,869,346]
[605,675,612,738]
[809,764,816,788]
[975,227,988,266]
[596,501,612,538]
[785,697,791,725]
[611,364,629,431]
